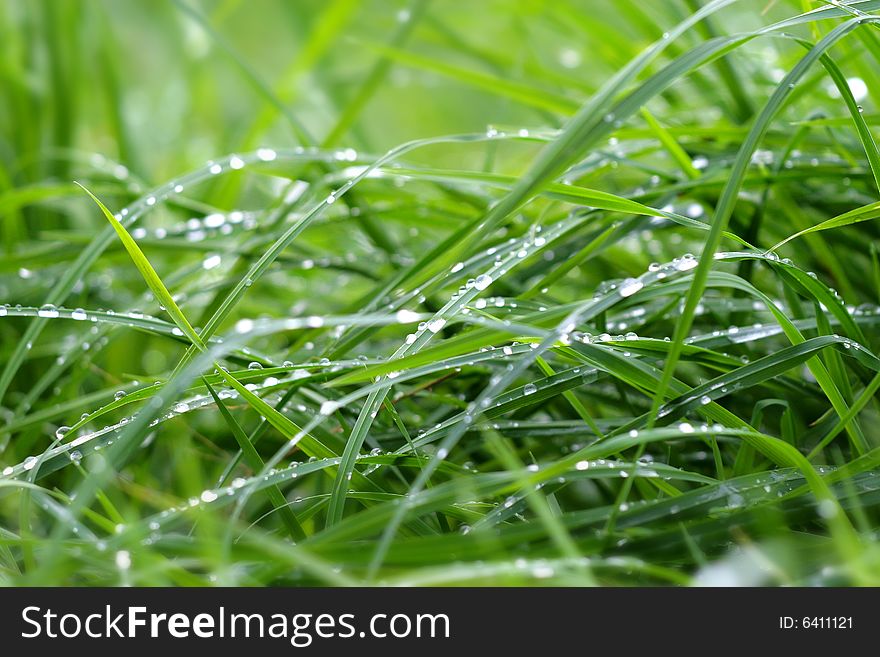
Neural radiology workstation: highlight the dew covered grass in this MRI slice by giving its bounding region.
[1,0,880,586]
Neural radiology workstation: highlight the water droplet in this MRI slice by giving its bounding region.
[395,309,420,323]
[675,255,698,272]
[235,318,254,333]
[229,155,245,170]
[248,362,263,370]
[203,213,225,229]
[115,550,131,570]
[203,254,222,270]
[474,274,493,291]
[257,148,277,162]
[55,426,71,440]
[532,564,554,578]
[817,499,838,518]
[847,76,868,102]
[320,400,340,416]
[38,304,59,318]
[618,278,644,297]
[114,391,126,401]
[523,383,537,396]
[558,47,582,69]
[685,202,704,218]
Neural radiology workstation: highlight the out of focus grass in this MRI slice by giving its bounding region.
[1,0,880,585]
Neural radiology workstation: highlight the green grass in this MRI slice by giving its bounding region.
[1,0,880,586]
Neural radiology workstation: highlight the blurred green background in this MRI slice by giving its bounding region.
[1,1,880,586]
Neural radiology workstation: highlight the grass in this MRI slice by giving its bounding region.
[1,0,880,586]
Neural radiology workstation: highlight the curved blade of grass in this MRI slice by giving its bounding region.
[640,107,700,179]
[203,379,305,541]
[75,183,206,350]
[771,200,880,251]
[647,18,875,435]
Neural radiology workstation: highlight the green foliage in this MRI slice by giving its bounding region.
[1,0,879,586]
